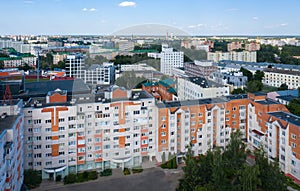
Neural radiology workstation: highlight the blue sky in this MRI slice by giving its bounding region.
[1,0,300,35]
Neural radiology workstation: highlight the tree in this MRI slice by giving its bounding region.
[255,148,286,191]
[246,80,263,93]
[57,61,66,69]
[240,67,253,81]
[287,99,300,116]
[239,164,261,191]
[115,71,147,89]
[253,70,264,82]
[231,88,245,94]
[24,169,42,189]
[278,83,289,91]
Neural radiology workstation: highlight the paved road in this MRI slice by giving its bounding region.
[34,168,182,191]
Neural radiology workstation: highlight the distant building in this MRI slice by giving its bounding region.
[263,68,300,89]
[65,54,86,79]
[0,54,36,68]
[227,42,242,51]
[245,42,260,51]
[142,79,178,101]
[118,40,134,52]
[52,53,67,65]
[0,99,24,191]
[177,77,230,100]
[184,60,218,79]
[207,51,257,62]
[209,71,248,89]
[120,63,156,72]
[160,44,184,76]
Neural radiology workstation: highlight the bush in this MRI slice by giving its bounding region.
[24,169,42,189]
[64,174,77,184]
[56,175,62,182]
[160,163,168,169]
[76,173,86,182]
[123,168,131,175]
[100,169,112,176]
[132,168,143,174]
[88,171,98,180]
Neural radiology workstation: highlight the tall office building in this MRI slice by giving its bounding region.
[160,44,184,76]
[65,54,85,79]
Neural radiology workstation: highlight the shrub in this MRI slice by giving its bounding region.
[123,168,131,175]
[24,169,42,189]
[63,174,77,184]
[160,163,168,169]
[88,171,98,180]
[56,175,62,182]
[100,168,112,176]
[132,168,143,174]
[76,173,86,182]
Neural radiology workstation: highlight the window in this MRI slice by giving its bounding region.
[45,119,51,124]
[161,132,166,136]
[161,124,166,129]
[162,116,166,121]
[292,142,296,148]
[161,140,166,144]
[59,126,65,131]
[133,111,140,115]
[292,134,297,140]
[58,118,65,122]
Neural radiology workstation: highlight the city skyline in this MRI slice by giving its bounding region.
[1,0,300,36]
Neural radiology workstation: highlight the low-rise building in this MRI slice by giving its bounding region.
[263,68,300,89]
[209,71,248,89]
[184,60,218,79]
[177,77,230,100]
[208,51,257,62]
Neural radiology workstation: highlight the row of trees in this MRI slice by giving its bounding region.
[257,44,300,65]
[177,131,287,191]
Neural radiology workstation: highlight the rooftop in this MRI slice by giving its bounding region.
[22,79,90,98]
[276,95,298,102]
[255,99,280,105]
[264,68,300,76]
[156,94,247,108]
[268,111,300,127]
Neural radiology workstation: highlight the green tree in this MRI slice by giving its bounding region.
[255,148,286,191]
[253,70,264,82]
[287,99,300,116]
[231,88,245,94]
[278,83,289,91]
[24,169,42,189]
[115,71,146,89]
[239,165,261,191]
[57,61,66,69]
[240,67,253,81]
[246,80,263,93]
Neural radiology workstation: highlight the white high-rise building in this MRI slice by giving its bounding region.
[160,44,183,76]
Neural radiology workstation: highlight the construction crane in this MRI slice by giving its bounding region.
[3,84,13,115]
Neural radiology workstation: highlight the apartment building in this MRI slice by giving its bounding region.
[208,51,257,62]
[160,44,184,76]
[0,55,36,68]
[209,71,248,89]
[177,77,230,100]
[227,42,242,52]
[23,88,156,180]
[0,100,24,191]
[245,42,260,51]
[184,60,218,79]
[263,68,300,89]
[65,54,115,85]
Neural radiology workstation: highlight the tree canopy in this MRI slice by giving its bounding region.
[115,71,147,89]
[177,131,286,191]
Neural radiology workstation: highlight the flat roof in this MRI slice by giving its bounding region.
[277,95,298,102]
[157,94,247,108]
[255,99,280,105]
[22,79,90,98]
[0,115,19,135]
[268,111,300,127]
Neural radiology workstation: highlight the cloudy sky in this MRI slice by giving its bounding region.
[1,0,299,35]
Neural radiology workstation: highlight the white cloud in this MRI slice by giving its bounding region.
[82,8,97,12]
[280,23,288,26]
[118,1,136,7]
[252,17,259,20]
[188,24,205,29]
[265,23,288,29]
[89,8,97,12]
[82,8,88,11]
